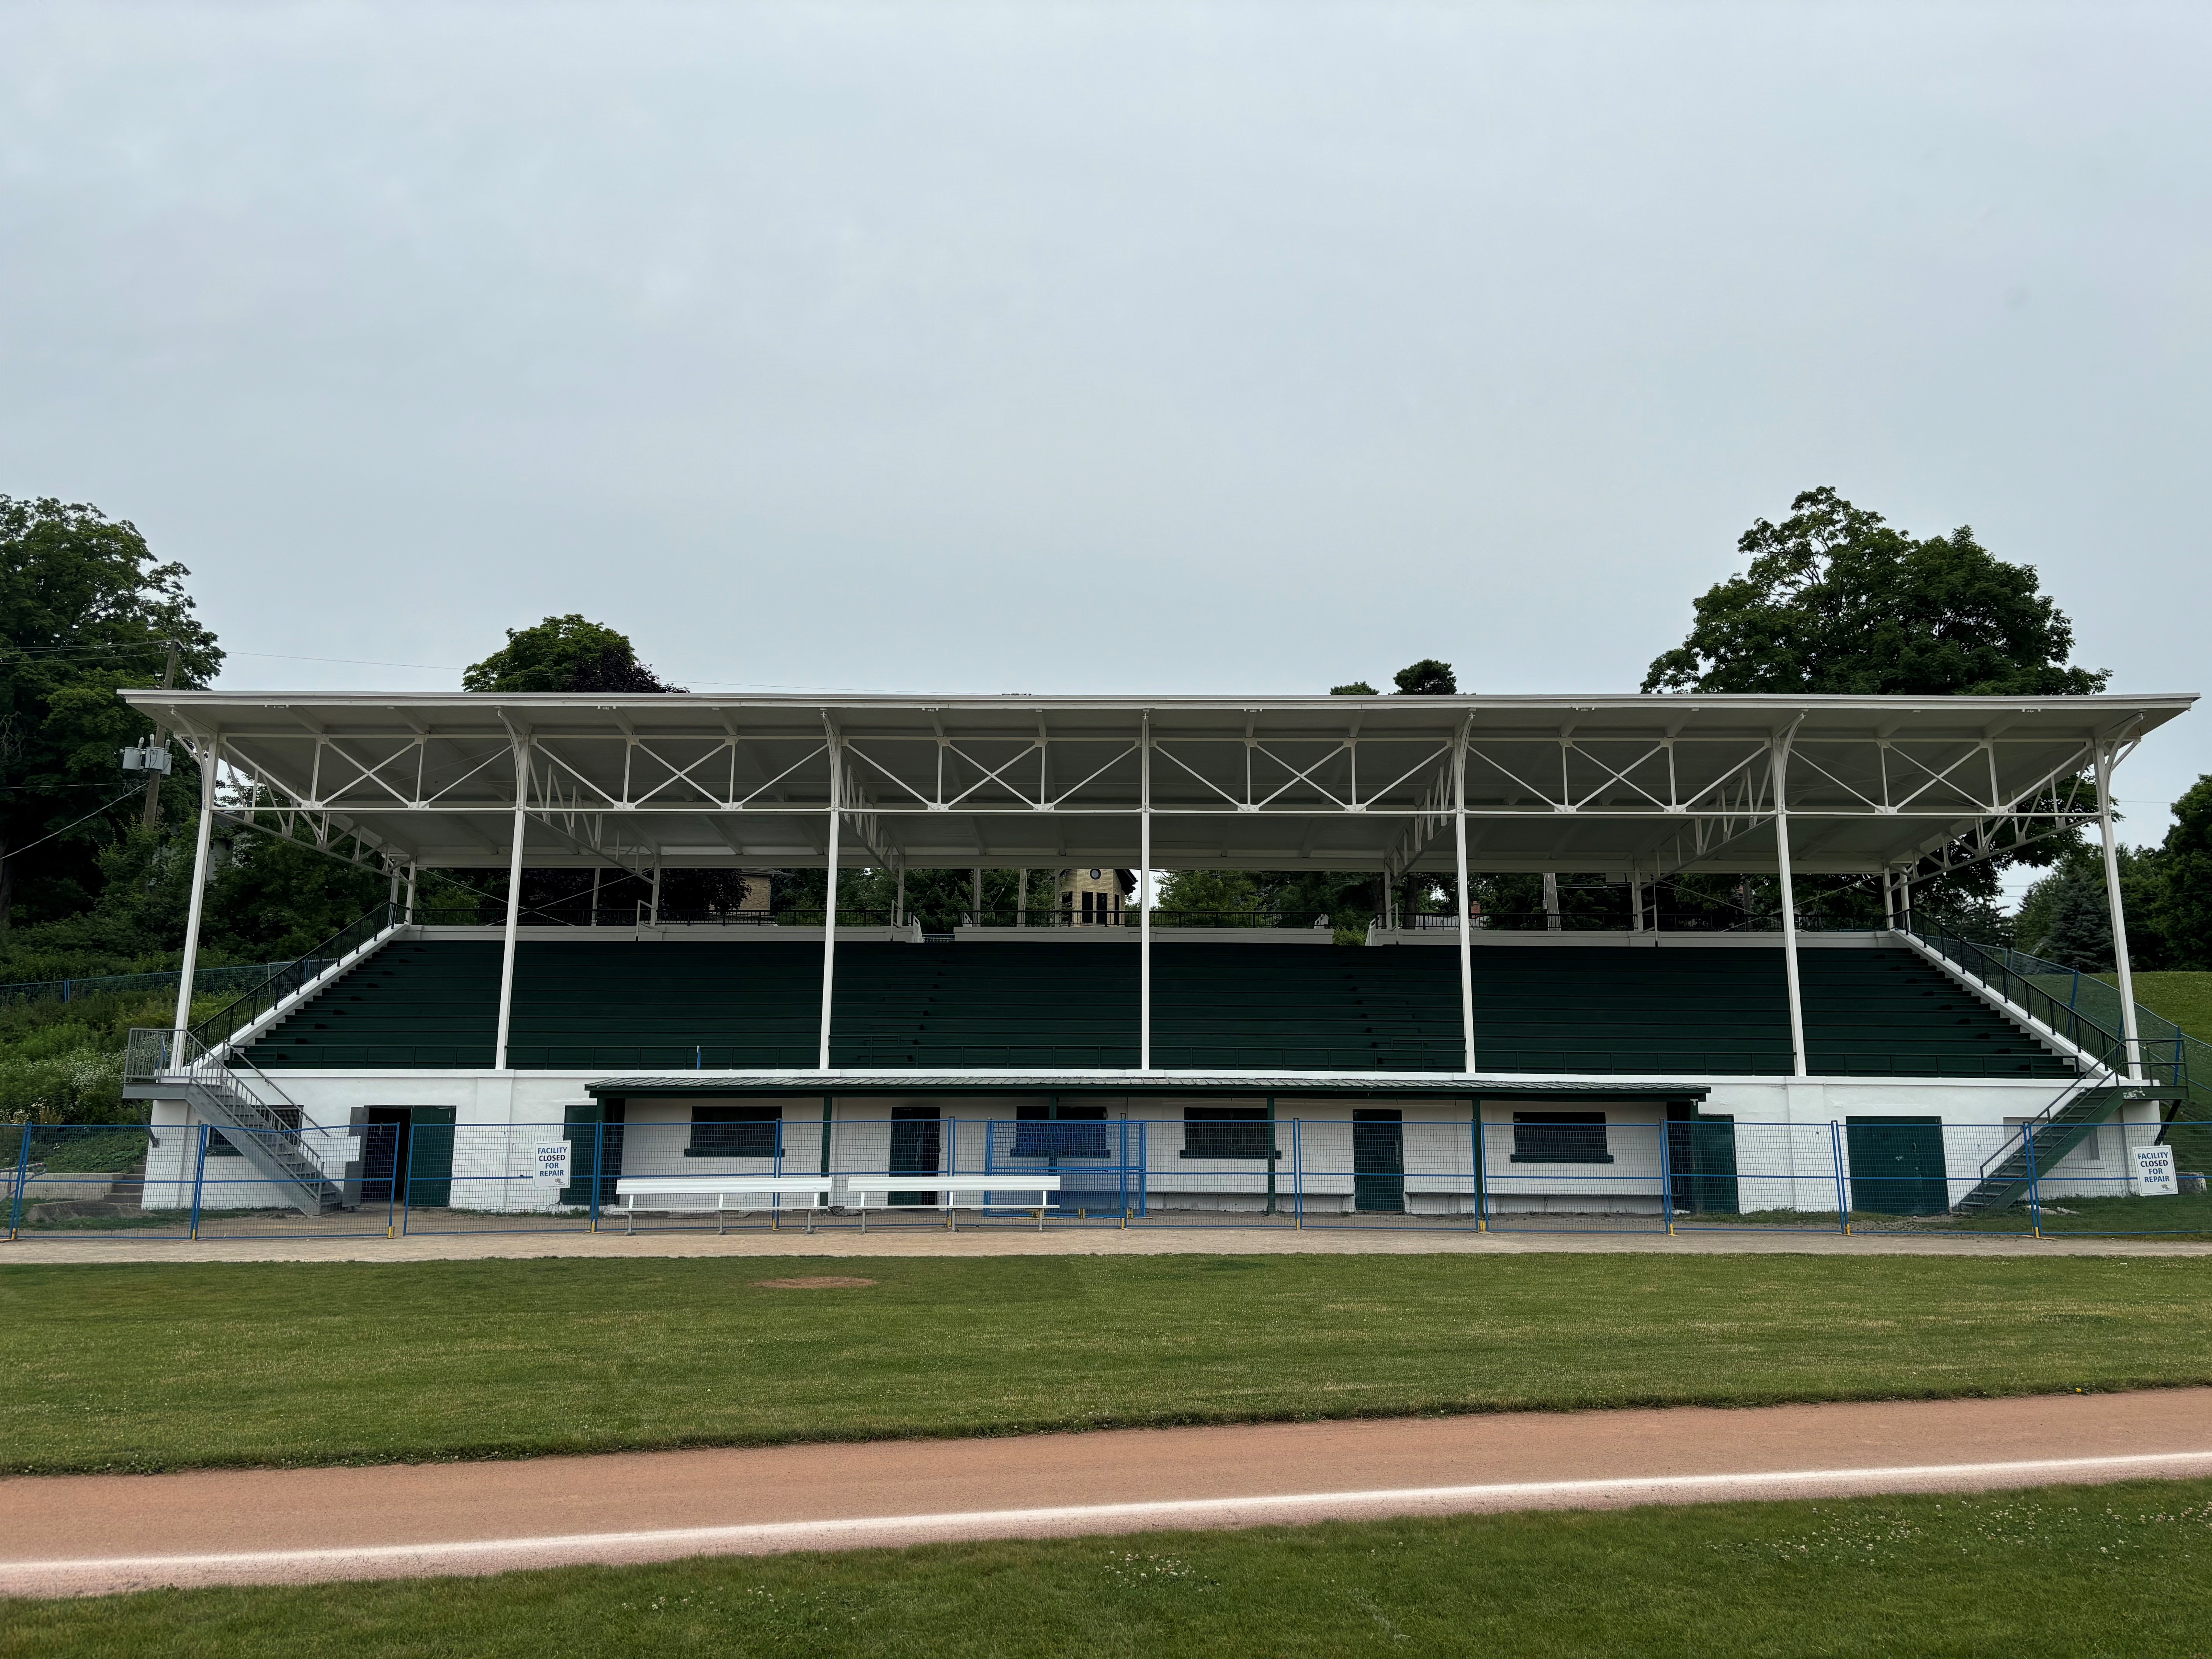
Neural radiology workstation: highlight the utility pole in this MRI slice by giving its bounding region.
[142,640,179,830]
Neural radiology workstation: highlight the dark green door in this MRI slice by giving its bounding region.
[1353,1110,1405,1213]
[562,1100,624,1208]
[890,1106,940,1205]
[1666,1109,1738,1215]
[405,1106,457,1209]
[1846,1116,1948,1215]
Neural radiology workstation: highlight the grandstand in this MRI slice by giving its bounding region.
[108,688,2196,1228]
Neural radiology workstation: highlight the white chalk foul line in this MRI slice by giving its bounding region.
[9,1449,2212,1596]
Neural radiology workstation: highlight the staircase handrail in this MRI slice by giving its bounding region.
[1951,927,2208,1125]
[1975,1072,2116,1182]
[123,1025,330,1195]
[187,900,402,1051]
[1898,918,2182,1090]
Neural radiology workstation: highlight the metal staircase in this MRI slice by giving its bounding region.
[124,1029,341,1216]
[119,900,412,1217]
[1899,918,2192,1218]
[1953,1080,2124,1218]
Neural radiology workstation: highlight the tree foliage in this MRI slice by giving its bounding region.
[463,615,682,694]
[1393,659,1458,695]
[1643,488,2107,697]
[0,497,222,931]
[2150,776,2212,970]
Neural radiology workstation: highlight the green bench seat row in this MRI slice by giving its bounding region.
[244,941,2071,1079]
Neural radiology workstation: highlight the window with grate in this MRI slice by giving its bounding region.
[1510,1111,1612,1163]
[686,1106,782,1158]
[1183,1107,1274,1160]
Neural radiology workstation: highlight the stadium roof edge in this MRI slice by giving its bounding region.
[121,687,2194,878]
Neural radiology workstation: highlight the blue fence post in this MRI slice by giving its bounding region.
[2025,1124,2043,1240]
[1658,1119,1674,1236]
[383,1123,398,1238]
[1117,1118,1128,1226]
[7,1121,31,1240]
[189,1124,209,1240]
[587,1120,604,1233]
[1291,1118,1304,1229]
[1830,1120,1850,1235]
[1473,1112,1487,1233]
[1137,1120,1147,1218]
[400,1121,417,1235]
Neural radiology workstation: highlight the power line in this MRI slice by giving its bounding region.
[4,786,148,858]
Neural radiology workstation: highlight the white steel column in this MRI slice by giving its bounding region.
[1881,871,1896,929]
[170,740,219,1041]
[1542,872,1561,930]
[404,865,417,925]
[1630,870,1645,934]
[1771,735,1808,1079]
[495,737,529,1071]
[2094,742,2145,1081]
[1140,718,1152,1072]
[894,864,905,928]
[1017,869,1028,927]
[818,742,843,1072]
[972,866,983,927]
[648,864,661,926]
[1453,735,1475,1072]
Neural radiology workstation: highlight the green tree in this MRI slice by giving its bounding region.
[463,616,682,694]
[1392,659,1457,695]
[2022,853,2116,971]
[2150,776,2212,969]
[0,497,222,931]
[1153,869,1270,924]
[1646,488,2108,922]
[1329,661,1458,697]
[1643,487,2107,696]
[203,831,386,959]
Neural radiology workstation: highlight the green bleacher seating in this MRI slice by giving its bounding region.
[243,939,2073,1079]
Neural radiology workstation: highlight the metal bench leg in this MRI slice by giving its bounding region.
[626,1205,634,1236]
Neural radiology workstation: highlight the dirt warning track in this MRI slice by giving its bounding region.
[5,1389,2210,1597]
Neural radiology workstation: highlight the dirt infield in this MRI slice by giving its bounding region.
[6,1389,2210,1597]
[5,1227,2209,1266]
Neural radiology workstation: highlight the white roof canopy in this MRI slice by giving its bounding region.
[124,690,2195,879]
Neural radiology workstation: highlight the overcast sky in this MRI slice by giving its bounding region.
[3,1,2205,866]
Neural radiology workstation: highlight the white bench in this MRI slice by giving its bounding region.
[613,1174,835,1233]
[842,1175,1061,1231]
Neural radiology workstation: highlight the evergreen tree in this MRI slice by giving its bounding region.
[2150,775,2212,969]
[2028,857,2113,970]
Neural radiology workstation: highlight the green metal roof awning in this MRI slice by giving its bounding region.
[587,1071,1711,1101]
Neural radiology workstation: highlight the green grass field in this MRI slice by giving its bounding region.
[4,1255,2210,1477]
[2119,971,2212,1043]
[7,1479,2212,1657]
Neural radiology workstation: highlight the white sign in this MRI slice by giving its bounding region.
[2132,1145,2178,1196]
[532,1142,573,1187]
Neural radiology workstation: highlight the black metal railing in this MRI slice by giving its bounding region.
[188,901,402,1049]
[1901,917,2186,1092]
